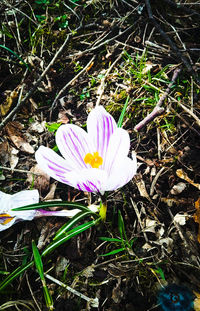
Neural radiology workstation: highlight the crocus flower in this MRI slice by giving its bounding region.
[0,190,99,232]
[0,190,39,232]
[35,106,137,194]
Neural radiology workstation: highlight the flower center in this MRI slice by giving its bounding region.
[0,213,14,225]
[84,151,103,168]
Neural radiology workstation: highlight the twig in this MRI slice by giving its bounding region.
[45,274,99,308]
[116,40,162,57]
[150,167,166,196]
[170,107,200,137]
[162,0,200,18]
[134,106,165,132]
[130,198,149,243]
[0,35,70,132]
[50,55,95,113]
[2,0,38,25]
[0,166,41,175]
[178,102,200,128]
[134,68,181,131]
[144,0,200,84]
[67,25,134,59]
[96,53,122,106]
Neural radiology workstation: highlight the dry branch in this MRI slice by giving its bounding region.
[134,67,181,131]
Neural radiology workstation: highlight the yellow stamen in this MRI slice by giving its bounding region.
[0,213,14,225]
[84,151,103,168]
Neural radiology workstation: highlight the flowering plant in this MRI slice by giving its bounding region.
[0,190,98,232]
[35,105,137,219]
[0,104,137,304]
[0,190,39,232]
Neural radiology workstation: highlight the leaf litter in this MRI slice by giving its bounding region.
[0,0,200,310]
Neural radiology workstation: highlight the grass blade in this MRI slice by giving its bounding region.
[54,210,97,240]
[99,237,122,242]
[0,45,31,71]
[0,261,33,292]
[100,248,126,257]
[42,219,100,257]
[12,201,91,212]
[117,95,129,128]
[32,241,53,310]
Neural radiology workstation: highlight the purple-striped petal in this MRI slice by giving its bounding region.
[67,168,108,193]
[35,146,74,186]
[104,128,130,174]
[87,106,117,163]
[56,124,94,170]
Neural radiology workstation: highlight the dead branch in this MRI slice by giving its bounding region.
[0,34,71,132]
[50,55,95,114]
[144,0,200,85]
[134,67,181,131]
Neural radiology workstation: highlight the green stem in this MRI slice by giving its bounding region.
[99,195,107,221]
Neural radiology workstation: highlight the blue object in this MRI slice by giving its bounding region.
[158,284,194,311]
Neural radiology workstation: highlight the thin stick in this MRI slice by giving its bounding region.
[0,35,70,131]
[45,273,99,308]
[0,166,41,175]
[130,198,149,243]
[96,53,122,106]
[67,25,134,59]
[50,55,95,113]
[144,0,200,84]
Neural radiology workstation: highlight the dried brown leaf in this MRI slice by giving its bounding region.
[27,164,50,192]
[9,147,19,169]
[44,182,57,201]
[0,90,18,117]
[176,169,200,190]
[57,110,69,124]
[5,121,34,154]
[0,141,9,165]
[194,198,200,243]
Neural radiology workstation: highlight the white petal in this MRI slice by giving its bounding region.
[56,124,94,169]
[87,106,117,160]
[66,168,108,193]
[11,190,39,220]
[35,146,74,186]
[0,218,15,232]
[12,190,39,208]
[104,128,130,173]
[105,155,137,191]
[0,191,12,213]
[0,190,40,232]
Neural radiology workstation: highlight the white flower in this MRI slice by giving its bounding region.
[35,106,137,193]
[0,190,39,232]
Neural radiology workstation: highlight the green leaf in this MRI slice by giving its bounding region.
[117,95,129,128]
[42,219,100,257]
[0,261,34,291]
[54,210,97,240]
[32,241,54,310]
[45,122,61,133]
[12,201,91,212]
[155,267,165,281]
[32,241,44,278]
[0,212,100,292]
[99,237,122,242]
[118,210,127,243]
[100,248,126,257]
